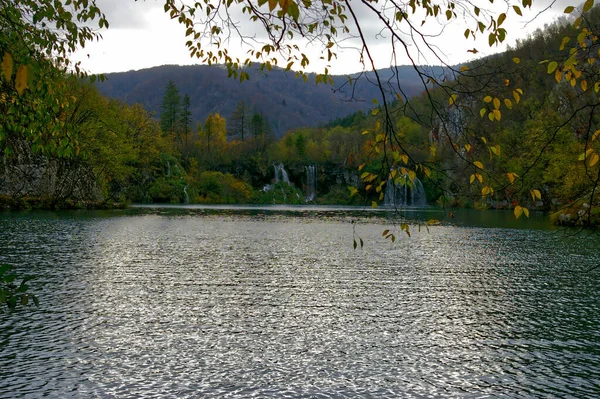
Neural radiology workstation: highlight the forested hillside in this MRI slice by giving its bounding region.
[3,4,600,226]
[95,65,443,137]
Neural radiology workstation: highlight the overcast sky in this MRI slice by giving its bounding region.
[72,0,571,75]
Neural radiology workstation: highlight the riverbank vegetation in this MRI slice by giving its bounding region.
[2,1,600,226]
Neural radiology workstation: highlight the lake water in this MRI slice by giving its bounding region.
[1,205,600,398]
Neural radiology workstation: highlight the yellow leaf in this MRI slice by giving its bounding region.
[523,207,530,218]
[465,144,471,152]
[476,173,483,183]
[493,97,501,109]
[481,186,493,196]
[361,130,369,135]
[2,52,13,82]
[555,69,562,83]
[473,161,484,169]
[15,65,28,95]
[449,93,458,105]
[408,170,416,181]
[493,109,502,120]
[371,201,378,209]
[592,130,600,141]
[423,167,431,178]
[564,6,575,13]
[514,205,523,219]
[460,65,469,72]
[268,0,278,11]
[507,172,518,184]
[583,0,594,13]
[480,108,486,118]
[470,174,475,184]
[530,189,542,201]
[590,153,600,167]
[547,61,558,74]
[483,95,492,103]
[504,99,513,109]
[513,90,521,103]
[488,112,495,121]
[512,57,520,64]
[582,80,589,91]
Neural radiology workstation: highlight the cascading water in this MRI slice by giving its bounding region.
[183,185,189,204]
[274,164,290,185]
[383,173,427,207]
[305,165,317,201]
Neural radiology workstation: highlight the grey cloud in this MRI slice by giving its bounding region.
[95,0,163,29]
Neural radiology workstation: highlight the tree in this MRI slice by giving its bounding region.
[228,101,251,141]
[1,0,107,158]
[197,113,227,168]
[180,93,193,158]
[160,80,181,136]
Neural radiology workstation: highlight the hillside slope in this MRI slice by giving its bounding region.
[96,64,445,136]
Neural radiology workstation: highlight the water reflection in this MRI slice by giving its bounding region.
[0,209,599,398]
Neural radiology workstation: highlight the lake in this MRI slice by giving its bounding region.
[1,205,600,398]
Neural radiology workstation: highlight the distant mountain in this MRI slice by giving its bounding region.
[96,64,447,137]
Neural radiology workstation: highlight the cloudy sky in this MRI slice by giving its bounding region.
[72,0,571,75]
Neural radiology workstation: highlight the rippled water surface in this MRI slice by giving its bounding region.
[1,207,600,398]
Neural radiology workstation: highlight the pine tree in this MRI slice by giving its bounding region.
[159,80,181,135]
[180,94,192,153]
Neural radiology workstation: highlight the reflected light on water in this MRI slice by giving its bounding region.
[1,209,599,398]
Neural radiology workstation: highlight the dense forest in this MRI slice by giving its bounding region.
[2,7,600,226]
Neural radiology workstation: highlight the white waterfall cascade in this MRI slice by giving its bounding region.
[305,165,317,201]
[383,173,427,207]
[274,163,290,185]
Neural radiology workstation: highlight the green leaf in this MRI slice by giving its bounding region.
[513,5,522,16]
[497,13,506,26]
[547,61,558,74]
[564,5,575,13]
[583,0,594,13]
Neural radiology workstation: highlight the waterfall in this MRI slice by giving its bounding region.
[305,165,317,201]
[183,185,189,204]
[274,163,290,185]
[384,173,427,207]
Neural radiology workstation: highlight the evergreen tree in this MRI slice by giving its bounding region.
[180,94,192,155]
[228,101,251,141]
[159,80,181,135]
[251,112,264,139]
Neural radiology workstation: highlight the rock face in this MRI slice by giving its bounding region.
[0,141,102,206]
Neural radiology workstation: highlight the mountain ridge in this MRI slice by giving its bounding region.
[95,64,447,136]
